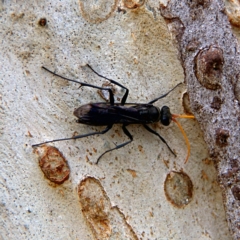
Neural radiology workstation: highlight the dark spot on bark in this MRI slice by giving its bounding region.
[211,96,223,110]
[191,100,203,113]
[187,0,209,8]
[186,39,200,52]
[231,185,240,201]
[38,18,47,27]
[229,158,239,169]
[194,45,223,90]
[117,7,127,14]
[187,0,210,20]
[215,128,229,147]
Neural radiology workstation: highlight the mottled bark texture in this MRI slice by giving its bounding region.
[160,0,240,239]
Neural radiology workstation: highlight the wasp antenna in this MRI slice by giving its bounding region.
[172,116,192,164]
[172,114,195,119]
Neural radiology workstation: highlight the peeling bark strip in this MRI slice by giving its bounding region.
[78,177,138,239]
[160,1,240,239]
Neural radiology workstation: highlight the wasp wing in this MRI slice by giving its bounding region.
[74,103,156,126]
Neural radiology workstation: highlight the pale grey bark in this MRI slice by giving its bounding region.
[0,0,236,239]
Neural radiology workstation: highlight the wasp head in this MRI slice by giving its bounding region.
[160,106,172,126]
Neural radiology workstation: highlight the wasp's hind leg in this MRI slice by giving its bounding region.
[143,124,176,157]
[32,125,113,147]
[96,124,133,164]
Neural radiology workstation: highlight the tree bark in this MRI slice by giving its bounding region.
[160,0,240,239]
[0,0,237,239]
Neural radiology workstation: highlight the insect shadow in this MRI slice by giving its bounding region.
[32,65,194,164]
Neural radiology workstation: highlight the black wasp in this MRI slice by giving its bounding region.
[32,65,194,164]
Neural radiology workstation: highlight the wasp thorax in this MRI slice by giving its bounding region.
[160,106,172,126]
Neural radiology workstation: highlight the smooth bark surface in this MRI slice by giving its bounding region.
[0,0,236,239]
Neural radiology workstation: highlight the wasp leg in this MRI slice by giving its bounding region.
[148,83,182,104]
[42,66,115,104]
[96,124,133,164]
[32,125,112,147]
[86,64,129,106]
[143,124,176,157]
